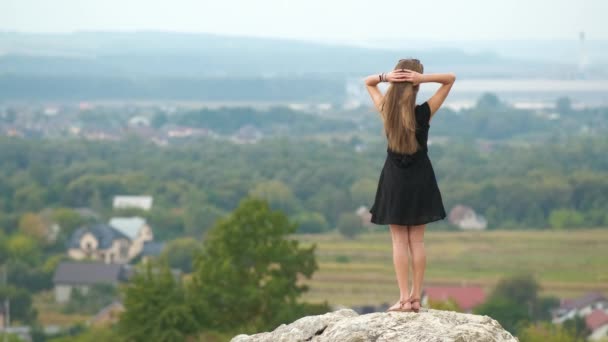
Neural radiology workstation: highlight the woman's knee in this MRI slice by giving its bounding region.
[407,224,426,243]
[389,224,410,245]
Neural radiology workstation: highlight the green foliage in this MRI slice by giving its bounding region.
[190,197,319,333]
[48,326,119,342]
[334,255,350,263]
[474,294,530,335]
[52,207,88,240]
[517,320,583,342]
[473,273,563,336]
[0,285,37,324]
[2,126,608,236]
[183,203,225,238]
[143,207,186,241]
[561,315,592,341]
[350,179,377,207]
[160,237,201,273]
[173,106,356,135]
[5,234,41,264]
[118,261,199,342]
[249,180,299,214]
[293,212,330,234]
[491,273,540,311]
[337,212,365,239]
[549,208,586,229]
[427,297,461,312]
[0,333,23,342]
[7,259,54,292]
[62,284,117,315]
[534,295,561,322]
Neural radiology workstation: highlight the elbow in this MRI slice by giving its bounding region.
[449,72,457,83]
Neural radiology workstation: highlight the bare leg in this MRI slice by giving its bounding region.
[387,224,412,311]
[408,224,426,310]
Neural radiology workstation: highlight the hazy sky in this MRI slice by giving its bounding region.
[2,0,607,42]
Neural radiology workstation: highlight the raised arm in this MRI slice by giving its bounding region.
[400,70,456,120]
[364,70,410,119]
[417,73,456,120]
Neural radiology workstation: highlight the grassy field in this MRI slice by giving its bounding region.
[33,291,89,326]
[293,228,608,308]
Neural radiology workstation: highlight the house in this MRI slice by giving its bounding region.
[67,223,132,264]
[140,241,166,262]
[423,285,486,313]
[552,291,608,324]
[165,125,209,139]
[53,261,130,303]
[231,125,262,144]
[108,217,154,259]
[448,205,487,230]
[586,309,608,340]
[112,195,154,211]
[355,205,372,226]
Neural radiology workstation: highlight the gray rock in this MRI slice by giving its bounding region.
[231,308,519,342]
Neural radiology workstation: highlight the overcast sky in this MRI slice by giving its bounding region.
[2,0,607,42]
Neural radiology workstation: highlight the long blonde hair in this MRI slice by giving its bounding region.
[380,58,424,154]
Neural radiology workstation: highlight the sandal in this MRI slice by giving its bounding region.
[386,297,414,312]
[409,296,421,313]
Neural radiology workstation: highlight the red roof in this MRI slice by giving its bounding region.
[425,286,486,311]
[586,309,608,331]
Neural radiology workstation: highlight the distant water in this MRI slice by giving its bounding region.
[415,79,608,109]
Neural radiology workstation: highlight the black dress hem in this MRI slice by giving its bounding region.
[368,212,447,226]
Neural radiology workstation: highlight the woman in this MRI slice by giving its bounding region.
[364,58,456,313]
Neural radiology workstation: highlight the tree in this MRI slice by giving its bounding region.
[562,315,592,341]
[183,204,225,238]
[160,237,200,273]
[5,234,41,265]
[350,179,377,207]
[293,212,330,234]
[491,273,540,313]
[18,212,49,245]
[474,273,542,335]
[476,92,502,109]
[337,212,365,239]
[518,320,584,342]
[144,207,185,241]
[473,295,529,335]
[0,285,37,324]
[555,96,572,114]
[549,209,585,229]
[52,207,88,240]
[249,180,299,214]
[62,283,117,315]
[190,197,318,333]
[118,262,199,342]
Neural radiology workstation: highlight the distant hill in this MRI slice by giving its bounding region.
[0,31,551,77]
[0,31,583,101]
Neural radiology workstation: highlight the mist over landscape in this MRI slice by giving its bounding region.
[1,1,607,341]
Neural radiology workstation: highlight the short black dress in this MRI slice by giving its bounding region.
[369,101,447,226]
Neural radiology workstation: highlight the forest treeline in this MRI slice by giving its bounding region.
[1,131,606,241]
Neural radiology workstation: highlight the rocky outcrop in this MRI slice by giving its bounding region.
[231,307,519,342]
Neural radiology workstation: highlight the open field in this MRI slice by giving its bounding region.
[33,291,89,326]
[294,228,608,307]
